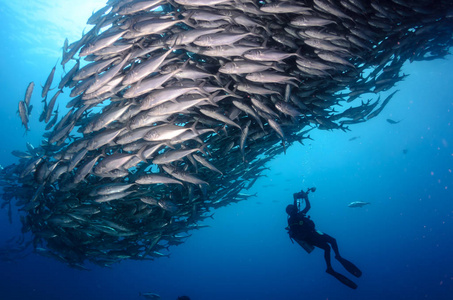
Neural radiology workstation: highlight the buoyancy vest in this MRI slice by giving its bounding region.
[287,213,315,240]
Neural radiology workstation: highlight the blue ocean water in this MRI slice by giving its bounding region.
[0,1,452,299]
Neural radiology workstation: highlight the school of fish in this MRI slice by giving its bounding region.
[1,0,453,268]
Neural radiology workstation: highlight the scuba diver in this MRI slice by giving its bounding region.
[286,187,362,289]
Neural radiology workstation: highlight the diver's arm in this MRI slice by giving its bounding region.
[294,191,310,213]
[293,193,299,207]
[301,197,311,214]
[295,187,315,214]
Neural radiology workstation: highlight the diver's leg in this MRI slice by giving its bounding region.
[323,234,340,257]
[323,233,362,278]
[310,237,333,270]
[311,235,358,288]
[320,243,332,270]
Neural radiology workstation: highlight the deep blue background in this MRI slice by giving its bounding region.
[0,1,452,299]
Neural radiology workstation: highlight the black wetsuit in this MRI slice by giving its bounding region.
[287,191,341,271]
[287,190,362,289]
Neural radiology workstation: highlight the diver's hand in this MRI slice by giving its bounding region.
[295,190,308,200]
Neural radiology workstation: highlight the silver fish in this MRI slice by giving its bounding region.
[42,64,56,99]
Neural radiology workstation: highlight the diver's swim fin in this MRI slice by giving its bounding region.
[326,268,357,289]
[336,256,362,278]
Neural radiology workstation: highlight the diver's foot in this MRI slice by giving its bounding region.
[335,256,362,278]
[326,268,358,289]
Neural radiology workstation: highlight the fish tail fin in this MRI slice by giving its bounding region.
[263,23,272,36]
[198,144,208,156]
[296,47,303,59]
[178,58,190,72]
[163,141,176,150]
[223,80,241,99]
[213,72,222,86]
[136,146,147,162]
[181,11,195,27]
[189,120,199,136]
[207,90,220,107]
[196,80,209,96]
[273,62,285,73]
